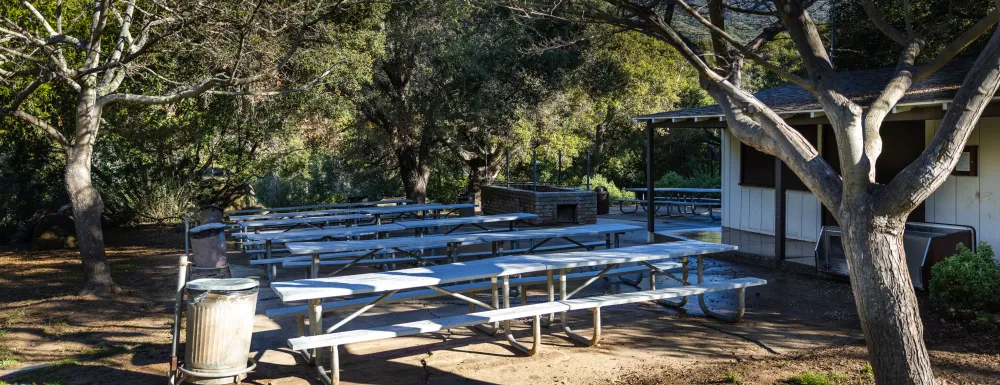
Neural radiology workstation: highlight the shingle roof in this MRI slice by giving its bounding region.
[636,56,981,121]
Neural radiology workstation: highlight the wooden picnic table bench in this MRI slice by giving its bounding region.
[268,241,763,385]
[225,199,412,215]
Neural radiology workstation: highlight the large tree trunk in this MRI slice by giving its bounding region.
[464,156,502,199]
[398,149,429,203]
[841,209,935,385]
[592,121,606,174]
[68,89,117,295]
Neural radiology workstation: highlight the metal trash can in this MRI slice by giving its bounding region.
[189,223,228,270]
[594,186,609,215]
[182,278,258,384]
[457,194,476,217]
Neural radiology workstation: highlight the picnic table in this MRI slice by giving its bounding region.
[282,223,643,278]
[359,203,478,224]
[236,214,370,231]
[285,233,486,277]
[269,240,761,385]
[228,208,363,222]
[225,199,412,215]
[394,213,537,236]
[620,187,722,220]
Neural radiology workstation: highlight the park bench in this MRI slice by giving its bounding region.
[267,241,763,385]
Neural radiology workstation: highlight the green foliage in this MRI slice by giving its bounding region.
[723,371,742,384]
[655,172,721,189]
[787,371,846,385]
[929,243,1000,316]
[832,0,994,71]
[588,174,630,201]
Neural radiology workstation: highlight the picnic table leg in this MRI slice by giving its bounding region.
[559,268,602,347]
[308,299,323,362]
[265,240,276,281]
[542,270,555,327]
[502,276,540,355]
[696,255,746,322]
[653,256,689,308]
[310,254,321,279]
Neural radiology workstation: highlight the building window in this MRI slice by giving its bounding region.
[739,125,817,191]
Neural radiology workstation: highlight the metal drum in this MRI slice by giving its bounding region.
[183,278,258,384]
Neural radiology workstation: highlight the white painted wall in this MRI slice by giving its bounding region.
[722,117,1000,255]
[923,117,1000,254]
[721,128,823,242]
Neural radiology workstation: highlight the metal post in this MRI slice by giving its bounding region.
[532,148,538,192]
[586,151,591,191]
[170,214,191,382]
[645,122,656,243]
[775,157,787,261]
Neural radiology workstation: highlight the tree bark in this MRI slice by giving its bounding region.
[397,149,429,204]
[841,206,935,385]
[592,121,606,174]
[68,86,117,295]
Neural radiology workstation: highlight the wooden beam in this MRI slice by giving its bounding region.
[774,157,786,262]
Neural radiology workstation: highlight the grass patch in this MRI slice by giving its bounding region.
[0,329,17,370]
[787,371,847,385]
[0,357,18,370]
[723,371,742,384]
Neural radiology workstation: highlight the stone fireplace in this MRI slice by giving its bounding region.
[481,185,597,225]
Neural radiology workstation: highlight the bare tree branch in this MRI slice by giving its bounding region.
[861,0,909,45]
[914,9,1000,81]
[675,0,813,91]
[862,39,923,175]
[883,27,1000,215]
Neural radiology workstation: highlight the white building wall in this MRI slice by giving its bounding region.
[924,117,1000,254]
[721,128,823,242]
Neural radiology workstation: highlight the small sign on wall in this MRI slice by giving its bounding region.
[952,146,978,177]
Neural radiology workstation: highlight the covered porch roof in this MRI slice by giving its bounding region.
[635,56,1000,128]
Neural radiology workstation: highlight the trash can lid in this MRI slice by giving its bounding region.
[190,223,227,233]
[187,278,259,292]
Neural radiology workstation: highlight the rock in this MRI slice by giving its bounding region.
[31,214,78,250]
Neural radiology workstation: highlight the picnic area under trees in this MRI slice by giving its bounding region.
[2,0,1000,384]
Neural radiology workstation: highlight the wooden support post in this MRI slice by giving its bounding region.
[645,122,656,243]
[775,157,786,261]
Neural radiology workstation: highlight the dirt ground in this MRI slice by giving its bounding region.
[0,225,998,385]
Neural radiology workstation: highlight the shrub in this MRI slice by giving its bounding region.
[654,171,686,188]
[655,171,721,189]
[929,243,1000,316]
[589,174,631,201]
